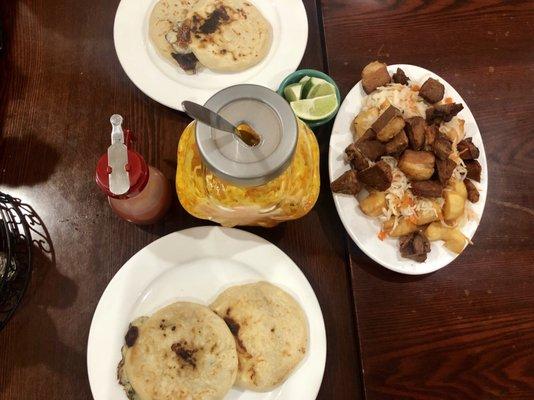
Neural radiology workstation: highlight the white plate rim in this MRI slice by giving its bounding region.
[86,226,327,399]
[328,64,488,275]
[113,0,309,111]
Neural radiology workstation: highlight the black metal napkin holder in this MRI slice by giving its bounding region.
[0,192,32,331]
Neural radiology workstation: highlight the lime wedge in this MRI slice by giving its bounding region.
[306,81,336,99]
[290,94,338,121]
[308,77,328,86]
[299,76,313,97]
[302,76,328,98]
[283,83,303,102]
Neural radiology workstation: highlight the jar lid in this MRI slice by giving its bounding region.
[196,84,297,187]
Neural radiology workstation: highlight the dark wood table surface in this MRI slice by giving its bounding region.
[0,0,532,399]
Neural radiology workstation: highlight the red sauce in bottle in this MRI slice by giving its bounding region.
[96,115,171,225]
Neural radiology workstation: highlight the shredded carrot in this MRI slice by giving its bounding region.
[400,194,414,208]
[378,230,388,241]
[444,97,453,104]
[411,84,421,91]
[408,215,418,224]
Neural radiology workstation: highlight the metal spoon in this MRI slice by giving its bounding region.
[182,101,261,147]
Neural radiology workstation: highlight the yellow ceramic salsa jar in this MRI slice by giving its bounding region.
[176,85,320,227]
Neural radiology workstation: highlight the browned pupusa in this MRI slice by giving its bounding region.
[188,0,273,72]
[210,282,308,392]
[119,303,237,400]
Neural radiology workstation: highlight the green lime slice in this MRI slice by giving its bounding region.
[308,77,328,86]
[283,83,303,102]
[290,94,338,121]
[306,81,336,99]
[302,76,328,98]
[299,76,313,97]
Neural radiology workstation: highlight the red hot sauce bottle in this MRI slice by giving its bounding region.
[96,115,171,224]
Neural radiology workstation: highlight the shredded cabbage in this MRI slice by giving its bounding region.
[363,83,427,118]
[176,120,320,227]
[357,82,479,245]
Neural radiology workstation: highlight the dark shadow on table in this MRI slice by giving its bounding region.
[0,201,84,395]
[136,201,288,246]
[0,135,60,186]
[243,223,286,244]
[16,0,111,41]
[0,2,41,188]
[0,1,19,142]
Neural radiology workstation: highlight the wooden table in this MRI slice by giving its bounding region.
[0,1,532,399]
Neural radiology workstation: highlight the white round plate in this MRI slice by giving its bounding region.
[328,64,488,275]
[114,0,308,110]
[87,226,326,399]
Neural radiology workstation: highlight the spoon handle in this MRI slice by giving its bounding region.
[182,101,236,134]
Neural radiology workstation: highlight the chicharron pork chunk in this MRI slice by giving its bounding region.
[385,130,409,155]
[457,137,480,160]
[399,232,431,262]
[405,117,426,150]
[371,105,405,142]
[433,134,453,160]
[465,160,482,182]
[392,68,409,85]
[426,103,464,124]
[331,170,362,195]
[410,180,443,198]
[361,61,391,94]
[356,140,386,161]
[345,143,370,171]
[464,179,480,203]
[358,161,392,191]
[436,158,457,185]
[418,78,445,104]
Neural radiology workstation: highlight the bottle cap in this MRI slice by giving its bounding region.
[95,115,149,199]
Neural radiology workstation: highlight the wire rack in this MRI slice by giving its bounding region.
[0,192,32,331]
